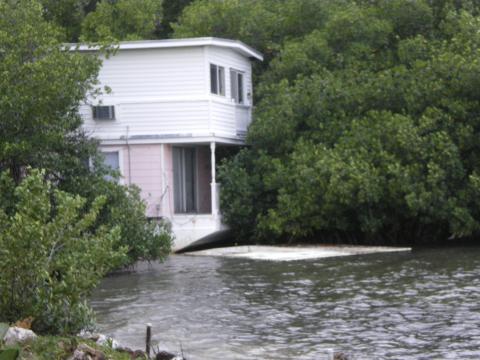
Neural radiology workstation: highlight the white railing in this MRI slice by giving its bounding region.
[235,106,250,136]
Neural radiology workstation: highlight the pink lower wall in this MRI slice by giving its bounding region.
[129,144,164,217]
[100,143,212,218]
[101,144,164,217]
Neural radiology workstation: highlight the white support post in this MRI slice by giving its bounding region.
[159,143,166,216]
[210,141,218,218]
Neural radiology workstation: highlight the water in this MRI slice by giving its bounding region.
[90,247,480,359]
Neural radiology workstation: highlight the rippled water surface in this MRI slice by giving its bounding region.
[91,247,480,359]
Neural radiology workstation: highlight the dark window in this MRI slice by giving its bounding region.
[210,64,225,96]
[173,147,197,213]
[230,69,244,104]
[210,64,218,94]
[237,72,244,103]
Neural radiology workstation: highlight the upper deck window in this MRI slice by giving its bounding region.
[210,64,225,96]
[230,69,244,104]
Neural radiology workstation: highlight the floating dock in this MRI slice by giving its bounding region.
[186,245,412,261]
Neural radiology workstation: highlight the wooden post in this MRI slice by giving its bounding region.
[146,323,152,357]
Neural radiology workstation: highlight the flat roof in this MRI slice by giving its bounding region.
[70,37,263,61]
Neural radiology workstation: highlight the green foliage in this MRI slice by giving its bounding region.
[0,170,127,335]
[0,348,19,360]
[157,0,193,37]
[98,182,172,267]
[173,0,334,69]
[6,336,132,359]
[81,0,163,41]
[0,0,172,267]
[216,2,480,244]
[40,0,93,41]
[60,159,172,267]
[38,0,189,42]
[0,0,102,183]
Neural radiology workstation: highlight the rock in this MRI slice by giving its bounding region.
[155,351,177,360]
[68,344,105,360]
[77,331,99,341]
[77,332,120,350]
[155,351,185,360]
[131,350,148,359]
[115,346,147,359]
[115,346,133,353]
[95,334,120,350]
[3,327,37,346]
[68,349,88,360]
[57,339,77,354]
[333,352,350,360]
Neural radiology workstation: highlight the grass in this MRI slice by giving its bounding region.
[1,336,136,360]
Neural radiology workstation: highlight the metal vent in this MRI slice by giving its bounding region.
[92,105,115,120]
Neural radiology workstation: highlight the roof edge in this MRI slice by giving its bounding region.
[69,37,263,61]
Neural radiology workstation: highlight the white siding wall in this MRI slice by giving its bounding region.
[207,46,253,137]
[81,100,210,140]
[97,47,205,98]
[81,45,254,141]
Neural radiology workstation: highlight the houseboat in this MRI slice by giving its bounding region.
[77,37,263,251]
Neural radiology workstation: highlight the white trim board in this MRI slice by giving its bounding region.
[69,37,263,61]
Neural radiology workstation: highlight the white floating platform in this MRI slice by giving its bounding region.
[186,245,411,261]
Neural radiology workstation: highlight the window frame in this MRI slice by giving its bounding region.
[99,149,124,184]
[230,68,245,104]
[210,63,225,96]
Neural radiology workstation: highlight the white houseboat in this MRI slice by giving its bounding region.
[77,37,263,251]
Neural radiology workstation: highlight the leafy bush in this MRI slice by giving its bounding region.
[214,2,480,245]
[0,170,127,334]
[80,0,163,42]
[64,166,173,267]
[100,182,172,267]
[0,0,172,271]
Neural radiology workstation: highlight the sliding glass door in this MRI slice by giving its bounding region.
[173,147,197,213]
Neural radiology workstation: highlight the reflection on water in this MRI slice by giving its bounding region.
[90,247,480,359]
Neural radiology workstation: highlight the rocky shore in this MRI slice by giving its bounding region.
[1,323,351,359]
[0,324,185,360]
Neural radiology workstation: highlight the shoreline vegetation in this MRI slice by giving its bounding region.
[1,323,352,360]
[1,335,137,360]
[0,323,185,360]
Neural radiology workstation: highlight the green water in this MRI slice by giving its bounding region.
[91,247,480,359]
